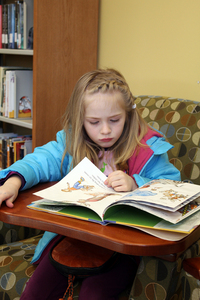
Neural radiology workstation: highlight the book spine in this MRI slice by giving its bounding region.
[6,138,10,167]
[9,139,14,166]
[2,139,7,169]
[2,4,8,49]
[0,5,2,49]
[17,1,22,49]
[8,4,15,49]
[23,1,27,49]
[2,75,6,116]
[20,2,23,49]
[5,71,10,117]
[14,2,18,49]
[7,4,11,48]
[8,71,16,118]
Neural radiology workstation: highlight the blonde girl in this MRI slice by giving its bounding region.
[0,69,180,299]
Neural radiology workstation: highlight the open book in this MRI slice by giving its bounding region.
[28,157,200,241]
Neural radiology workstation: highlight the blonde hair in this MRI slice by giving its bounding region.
[62,69,148,172]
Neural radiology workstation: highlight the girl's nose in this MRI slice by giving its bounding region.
[101,123,111,134]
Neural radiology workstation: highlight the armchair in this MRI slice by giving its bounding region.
[0,95,200,300]
[129,95,200,300]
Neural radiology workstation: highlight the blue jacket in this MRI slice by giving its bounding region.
[0,130,181,263]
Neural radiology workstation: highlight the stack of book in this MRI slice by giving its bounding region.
[28,157,200,242]
[0,132,32,169]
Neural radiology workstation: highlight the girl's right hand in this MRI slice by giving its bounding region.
[0,176,22,208]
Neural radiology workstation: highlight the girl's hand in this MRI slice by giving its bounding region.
[104,171,137,192]
[0,176,22,208]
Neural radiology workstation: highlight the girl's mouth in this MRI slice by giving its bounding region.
[100,138,113,142]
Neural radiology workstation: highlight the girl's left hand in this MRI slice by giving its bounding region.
[104,171,137,192]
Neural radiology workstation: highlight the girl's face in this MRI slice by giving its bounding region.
[83,91,126,148]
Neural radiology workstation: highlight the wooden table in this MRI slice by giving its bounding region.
[1,182,200,257]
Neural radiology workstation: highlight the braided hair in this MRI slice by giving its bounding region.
[62,69,148,172]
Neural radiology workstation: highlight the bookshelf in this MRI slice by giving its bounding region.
[0,49,33,55]
[0,0,99,149]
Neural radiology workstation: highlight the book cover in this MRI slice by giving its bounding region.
[14,70,33,118]
[28,158,200,241]
[5,70,16,118]
[0,66,31,116]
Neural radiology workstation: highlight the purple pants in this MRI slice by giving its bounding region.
[20,251,138,300]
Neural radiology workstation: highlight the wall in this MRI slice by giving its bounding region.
[98,0,200,101]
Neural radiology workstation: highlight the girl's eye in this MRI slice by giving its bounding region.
[90,121,99,125]
[110,119,119,123]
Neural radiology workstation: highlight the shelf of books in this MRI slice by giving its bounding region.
[0,132,32,169]
[0,0,34,50]
[0,0,99,160]
[0,0,33,168]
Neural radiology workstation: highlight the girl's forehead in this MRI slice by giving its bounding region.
[84,90,125,108]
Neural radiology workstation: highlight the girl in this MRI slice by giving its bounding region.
[0,69,180,299]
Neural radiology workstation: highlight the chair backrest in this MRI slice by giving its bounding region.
[135,95,200,185]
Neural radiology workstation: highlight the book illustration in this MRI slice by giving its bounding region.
[178,201,199,216]
[123,181,188,203]
[118,179,196,212]
[61,177,120,207]
[61,177,94,192]
[161,189,188,202]
[18,96,31,118]
[126,190,157,197]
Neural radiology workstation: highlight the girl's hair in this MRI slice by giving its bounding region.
[62,68,148,172]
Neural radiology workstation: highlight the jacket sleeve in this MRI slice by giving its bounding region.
[131,135,181,187]
[0,130,72,190]
[133,152,181,187]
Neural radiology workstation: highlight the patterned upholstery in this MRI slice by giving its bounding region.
[129,239,200,300]
[0,221,43,245]
[135,96,200,184]
[0,96,200,299]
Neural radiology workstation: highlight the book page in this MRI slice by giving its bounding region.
[112,198,200,224]
[133,227,189,241]
[33,157,125,220]
[117,179,200,211]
